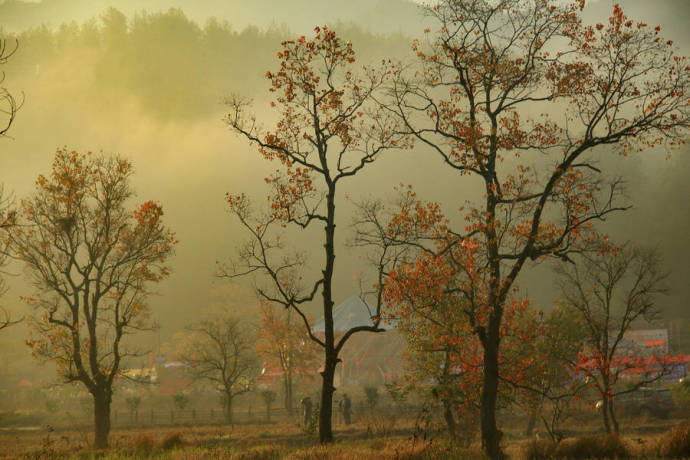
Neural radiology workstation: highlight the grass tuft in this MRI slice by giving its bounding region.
[131,433,155,455]
[160,431,185,450]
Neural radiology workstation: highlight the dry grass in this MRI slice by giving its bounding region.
[0,419,482,459]
[648,422,690,458]
[522,434,629,459]
[0,416,687,459]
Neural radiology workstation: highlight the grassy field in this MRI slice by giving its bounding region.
[0,409,688,459]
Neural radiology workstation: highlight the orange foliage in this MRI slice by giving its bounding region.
[8,148,176,388]
[382,188,544,415]
[256,300,319,381]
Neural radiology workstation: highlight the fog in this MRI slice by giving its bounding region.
[0,0,688,395]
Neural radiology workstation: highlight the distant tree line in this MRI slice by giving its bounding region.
[1,7,409,120]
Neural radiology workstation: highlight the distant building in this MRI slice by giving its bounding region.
[121,366,158,384]
[617,329,688,381]
[618,329,669,358]
[313,296,404,386]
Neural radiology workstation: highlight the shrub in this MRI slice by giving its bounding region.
[654,423,690,458]
[172,391,190,412]
[671,380,690,416]
[452,410,479,448]
[523,437,565,460]
[364,386,379,409]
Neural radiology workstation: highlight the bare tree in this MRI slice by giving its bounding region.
[180,314,258,424]
[0,189,19,332]
[0,286,21,331]
[223,27,407,442]
[0,39,22,138]
[5,149,176,448]
[0,37,22,328]
[556,242,674,434]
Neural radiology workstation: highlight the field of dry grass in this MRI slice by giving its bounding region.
[0,410,687,459]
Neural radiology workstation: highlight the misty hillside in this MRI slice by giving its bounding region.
[1,0,424,34]
[1,7,412,121]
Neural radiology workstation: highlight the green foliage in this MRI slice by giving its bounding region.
[302,403,319,436]
[260,390,276,421]
[524,306,588,440]
[172,391,189,412]
[671,380,690,415]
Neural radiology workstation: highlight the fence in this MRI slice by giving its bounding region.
[32,404,420,431]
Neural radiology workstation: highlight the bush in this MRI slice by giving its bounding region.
[302,403,319,436]
[229,445,285,459]
[653,423,690,458]
[160,431,185,450]
[522,434,629,459]
[132,433,154,455]
[523,438,557,459]
[362,412,397,437]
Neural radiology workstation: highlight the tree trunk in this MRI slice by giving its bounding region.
[318,184,337,444]
[608,400,619,434]
[442,398,457,437]
[224,393,233,424]
[441,351,457,437]
[480,329,503,459]
[319,352,337,443]
[601,397,611,434]
[525,408,537,437]
[284,370,294,415]
[93,390,111,449]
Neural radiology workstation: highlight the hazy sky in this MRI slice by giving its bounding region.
[0,0,688,381]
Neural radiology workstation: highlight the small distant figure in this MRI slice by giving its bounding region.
[300,396,313,426]
[342,393,352,425]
